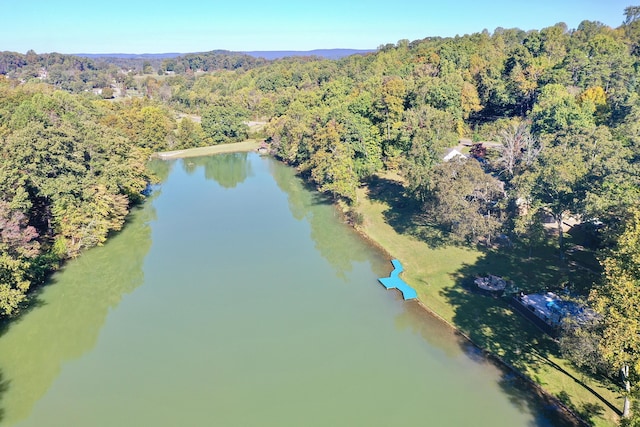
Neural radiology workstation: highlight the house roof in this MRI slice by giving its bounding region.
[443,148,466,162]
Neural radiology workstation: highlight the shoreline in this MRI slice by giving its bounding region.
[410,293,588,426]
[408,298,587,427]
[346,224,587,426]
[346,183,604,427]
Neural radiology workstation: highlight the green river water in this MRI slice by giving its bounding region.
[0,153,571,426]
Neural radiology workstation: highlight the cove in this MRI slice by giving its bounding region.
[0,153,572,426]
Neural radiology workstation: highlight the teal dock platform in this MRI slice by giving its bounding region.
[378,259,417,300]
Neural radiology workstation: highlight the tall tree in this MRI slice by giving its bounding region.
[400,106,458,202]
[308,119,358,202]
[373,76,406,161]
[424,158,504,244]
[590,206,640,418]
[0,201,41,316]
[176,117,208,148]
[523,140,588,258]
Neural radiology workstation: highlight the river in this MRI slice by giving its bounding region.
[0,153,571,426]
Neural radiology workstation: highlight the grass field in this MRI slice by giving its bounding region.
[153,140,261,159]
[354,174,621,427]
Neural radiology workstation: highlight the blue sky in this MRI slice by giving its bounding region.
[0,0,631,53]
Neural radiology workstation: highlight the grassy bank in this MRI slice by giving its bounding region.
[354,175,621,427]
[153,140,261,159]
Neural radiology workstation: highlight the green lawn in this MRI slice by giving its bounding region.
[355,175,621,427]
[153,140,261,159]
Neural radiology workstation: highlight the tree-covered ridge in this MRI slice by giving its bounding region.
[177,19,636,237]
[0,49,269,94]
[158,50,268,74]
[152,19,637,212]
[0,51,112,93]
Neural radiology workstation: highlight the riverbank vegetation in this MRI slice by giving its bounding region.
[0,79,176,315]
[1,5,640,426]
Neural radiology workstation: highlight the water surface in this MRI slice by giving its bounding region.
[0,153,567,426]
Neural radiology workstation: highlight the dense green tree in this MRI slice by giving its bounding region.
[512,201,547,257]
[102,100,175,151]
[522,139,588,258]
[0,81,152,315]
[531,84,594,136]
[590,206,640,418]
[201,104,249,144]
[266,99,315,163]
[0,253,31,315]
[51,186,129,257]
[308,120,358,202]
[176,117,208,148]
[423,158,504,244]
[100,87,114,99]
[327,106,382,179]
[559,316,606,375]
[578,126,636,224]
[142,61,153,74]
[540,23,569,66]
[372,75,406,161]
[400,106,458,202]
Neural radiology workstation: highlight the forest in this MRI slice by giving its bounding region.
[1,5,640,425]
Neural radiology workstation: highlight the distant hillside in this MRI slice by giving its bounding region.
[242,49,374,60]
[75,53,183,60]
[75,49,374,61]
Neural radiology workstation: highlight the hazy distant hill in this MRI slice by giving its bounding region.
[242,49,374,59]
[75,49,374,61]
[75,53,183,60]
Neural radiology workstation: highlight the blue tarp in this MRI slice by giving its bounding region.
[378,259,418,300]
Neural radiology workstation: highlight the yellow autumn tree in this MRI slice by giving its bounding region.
[578,86,609,123]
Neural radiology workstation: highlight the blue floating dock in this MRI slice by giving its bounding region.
[378,259,417,300]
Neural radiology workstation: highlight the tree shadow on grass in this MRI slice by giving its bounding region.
[540,359,619,422]
[439,247,619,426]
[441,276,553,372]
[0,369,9,423]
[454,242,599,296]
[364,176,450,248]
[497,373,588,427]
[438,282,609,426]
